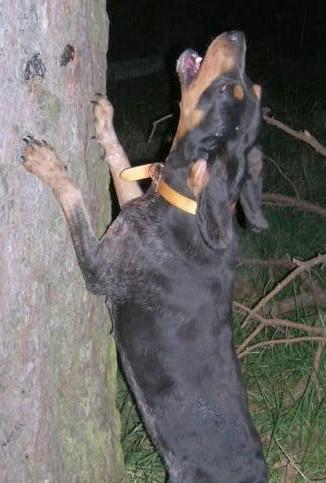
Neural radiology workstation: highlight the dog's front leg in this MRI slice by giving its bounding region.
[94,96,142,207]
[22,139,105,294]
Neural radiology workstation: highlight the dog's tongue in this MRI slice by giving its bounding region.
[176,49,202,87]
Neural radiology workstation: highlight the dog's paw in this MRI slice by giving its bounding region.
[22,137,65,187]
[92,95,117,146]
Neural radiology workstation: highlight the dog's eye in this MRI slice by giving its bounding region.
[220,84,228,93]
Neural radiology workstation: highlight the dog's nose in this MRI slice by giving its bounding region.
[226,31,245,43]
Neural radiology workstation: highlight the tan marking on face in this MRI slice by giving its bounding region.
[173,35,239,147]
[234,84,244,100]
[174,107,204,145]
[187,159,209,196]
[252,84,262,99]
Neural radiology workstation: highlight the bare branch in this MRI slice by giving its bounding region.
[147,113,174,143]
[238,336,326,359]
[264,155,300,199]
[267,288,326,317]
[241,254,326,328]
[262,193,326,218]
[236,322,264,354]
[274,439,312,482]
[238,257,296,270]
[234,301,326,355]
[263,111,326,159]
[234,301,326,337]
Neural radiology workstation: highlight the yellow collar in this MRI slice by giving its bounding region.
[120,163,197,215]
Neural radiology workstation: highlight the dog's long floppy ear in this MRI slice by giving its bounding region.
[190,160,233,250]
[240,145,268,233]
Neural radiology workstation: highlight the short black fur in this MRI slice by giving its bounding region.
[27,32,269,482]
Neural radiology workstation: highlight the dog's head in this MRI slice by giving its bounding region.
[169,31,268,248]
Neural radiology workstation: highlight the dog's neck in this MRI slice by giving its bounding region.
[154,152,210,254]
[120,158,198,215]
[162,150,195,201]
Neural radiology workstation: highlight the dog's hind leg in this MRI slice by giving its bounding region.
[22,138,109,295]
[94,96,142,207]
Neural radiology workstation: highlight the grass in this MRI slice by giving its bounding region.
[109,51,326,481]
[117,373,166,482]
[243,338,326,482]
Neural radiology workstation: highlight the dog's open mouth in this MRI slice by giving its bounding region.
[176,31,246,90]
[176,49,202,87]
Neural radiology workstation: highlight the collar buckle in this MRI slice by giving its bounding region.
[119,163,197,215]
[148,163,164,192]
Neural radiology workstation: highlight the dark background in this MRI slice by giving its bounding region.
[107,0,326,140]
[108,0,325,83]
[108,0,325,60]
[106,0,326,211]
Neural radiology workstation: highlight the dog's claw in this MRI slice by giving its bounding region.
[23,136,43,147]
[91,93,107,105]
[41,139,53,149]
[23,135,34,144]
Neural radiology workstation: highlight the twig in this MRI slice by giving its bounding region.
[267,288,326,317]
[147,113,174,143]
[238,336,326,359]
[311,342,325,386]
[234,301,326,337]
[241,254,326,328]
[236,322,264,354]
[234,301,326,356]
[238,257,296,270]
[264,156,300,199]
[262,193,326,218]
[263,111,326,160]
[274,439,312,482]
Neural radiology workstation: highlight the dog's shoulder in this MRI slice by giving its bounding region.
[103,192,167,265]
[117,192,161,237]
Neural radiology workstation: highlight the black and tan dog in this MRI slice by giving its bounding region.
[23,31,268,482]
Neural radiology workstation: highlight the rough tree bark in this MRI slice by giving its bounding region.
[0,2,123,482]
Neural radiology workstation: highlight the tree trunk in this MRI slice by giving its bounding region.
[0,2,123,482]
